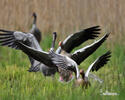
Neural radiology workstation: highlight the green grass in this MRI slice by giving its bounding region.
[0,36,125,100]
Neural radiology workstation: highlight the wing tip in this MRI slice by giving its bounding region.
[105,32,110,38]
[104,50,112,58]
[0,29,13,33]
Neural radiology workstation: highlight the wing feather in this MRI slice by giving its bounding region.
[60,26,101,53]
[91,51,111,71]
[71,33,110,65]
[17,42,56,68]
[85,51,111,77]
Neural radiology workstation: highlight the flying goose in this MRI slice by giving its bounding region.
[56,26,101,54]
[74,51,111,88]
[0,29,57,76]
[16,32,110,82]
[29,12,42,43]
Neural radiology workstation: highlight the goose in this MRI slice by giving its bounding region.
[0,29,57,76]
[74,51,111,88]
[56,26,101,54]
[17,32,110,82]
[29,12,42,43]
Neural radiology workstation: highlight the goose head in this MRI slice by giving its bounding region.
[32,12,37,19]
[32,12,37,25]
[74,69,91,88]
[58,41,71,57]
[58,41,64,50]
[58,41,62,47]
[80,69,85,79]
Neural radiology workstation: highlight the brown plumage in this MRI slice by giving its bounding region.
[74,69,91,88]
[74,51,111,88]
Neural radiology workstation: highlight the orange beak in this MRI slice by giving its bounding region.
[59,41,62,46]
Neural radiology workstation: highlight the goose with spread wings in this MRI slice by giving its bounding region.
[74,51,111,88]
[0,29,57,76]
[17,32,110,82]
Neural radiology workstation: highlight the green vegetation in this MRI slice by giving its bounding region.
[0,36,125,100]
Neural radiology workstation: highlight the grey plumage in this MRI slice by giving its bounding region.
[49,50,80,79]
[18,32,80,80]
[30,12,42,43]
[0,29,57,76]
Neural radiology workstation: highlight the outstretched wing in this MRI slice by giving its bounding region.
[17,42,56,68]
[0,29,19,49]
[71,33,110,65]
[56,26,101,53]
[0,29,45,72]
[0,29,34,49]
[91,51,111,71]
[85,51,111,77]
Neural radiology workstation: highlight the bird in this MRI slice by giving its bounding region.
[74,69,91,88]
[29,12,42,43]
[28,12,56,76]
[16,32,110,82]
[74,51,111,89]
[0,29,57,77]
[56,26,101,54]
